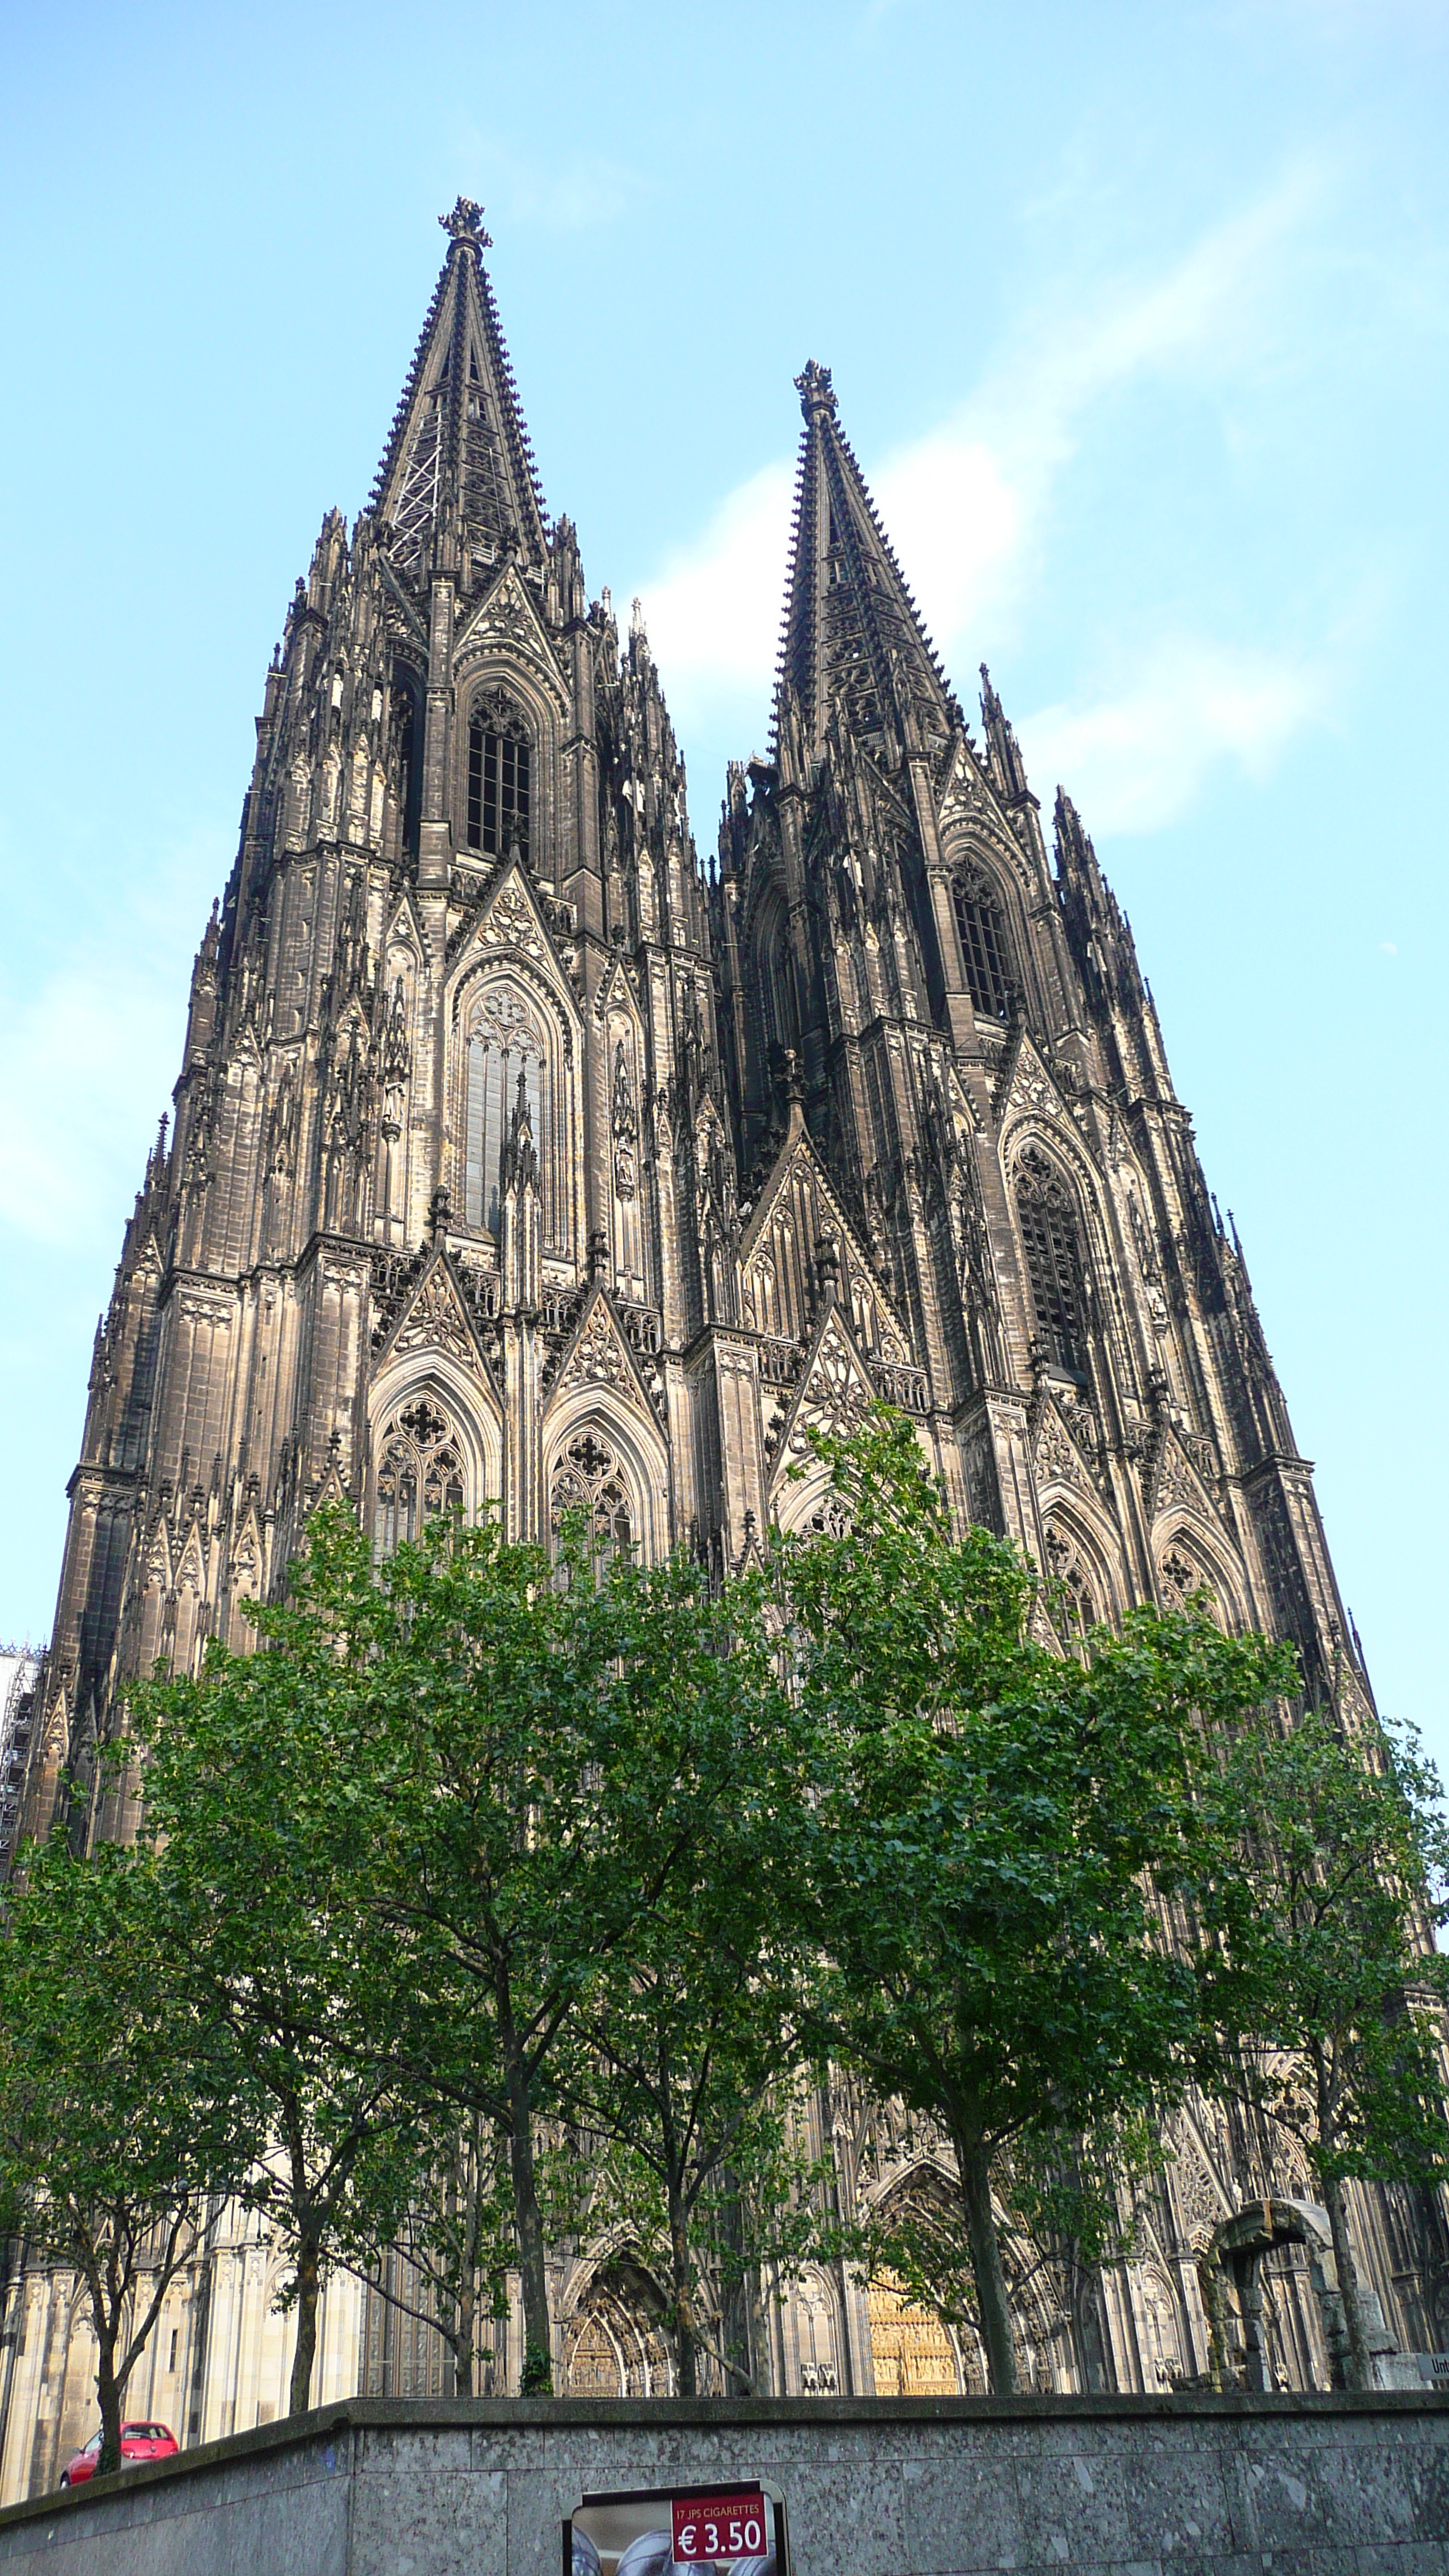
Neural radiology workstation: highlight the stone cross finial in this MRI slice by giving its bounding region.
[440,197,492,251]
[794,359,836,418]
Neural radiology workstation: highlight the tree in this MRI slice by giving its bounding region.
[1201,1706,1449,2389]
[129,1540,426,2417]
[344,2105,516,2397]
[777,1408,1294,2394]
[368,1513,818,2394]
[0,1839,252,2473]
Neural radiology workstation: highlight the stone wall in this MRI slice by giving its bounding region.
[0,2393,1445,2576]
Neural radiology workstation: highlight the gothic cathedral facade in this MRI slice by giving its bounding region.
[4,200,1441,2473]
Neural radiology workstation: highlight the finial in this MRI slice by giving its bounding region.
[440,197,492,251]
[794,360,836,420]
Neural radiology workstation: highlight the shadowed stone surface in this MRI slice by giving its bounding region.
[0,2395,1445,2576]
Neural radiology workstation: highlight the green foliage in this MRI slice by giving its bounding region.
[0,1837,252,2471]
[774,1407,1296,2392]
[1198,1704,1449,2386]
[128,1526,429,2413]
[16,1410,1441,2420]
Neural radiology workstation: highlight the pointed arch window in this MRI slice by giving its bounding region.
[550,1429,634,1575]
[951,867,1016,1019]
[460,977,555,1239]
[373,1396,466,1557]
[1016,1148,1090,1375]
[467,691,531,859]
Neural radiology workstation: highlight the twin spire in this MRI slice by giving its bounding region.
[370,206,966,780]
[370,197,548,575]
[775,358,955,771]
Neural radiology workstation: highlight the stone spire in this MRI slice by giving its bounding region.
[368,197,549,578]
[774,360,954,773]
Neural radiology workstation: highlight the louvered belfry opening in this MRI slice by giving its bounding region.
[467,694,531,858]
[1016,1149,1089,1375]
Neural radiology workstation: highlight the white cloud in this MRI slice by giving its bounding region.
[632,170,1328,773]
[636,460,796,742]
[1016,638,1329,834]
[462,144,649,236]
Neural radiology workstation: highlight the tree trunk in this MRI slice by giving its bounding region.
[94,2332,122,2477]
[504,2054,552,2393]
[454,2269,476,2397]
[287,2237,321,2415]
[1321,2170,1372,2393]
[667,2178,699,2397]
[959,2134,1017,2394]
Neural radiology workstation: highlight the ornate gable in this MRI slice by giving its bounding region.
[374,1247,496,1387]
[994,1023,1071,1129]
[546,1285,658,1423]
[1032,1391,1098,1499]
[766,1301,879,1495]
[741,1108,910,1362]
[450,855,576,997]
[1146,1423,1223,1532]
[454,562,566,688]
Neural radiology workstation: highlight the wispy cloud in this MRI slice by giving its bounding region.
[633,170,1334,814]
[1016,637,1331,834]
[635,461,796,752]
[464,145,649,236]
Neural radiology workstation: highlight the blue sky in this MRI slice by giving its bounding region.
[0,0,1444,1766]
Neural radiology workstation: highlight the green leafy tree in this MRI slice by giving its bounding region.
[344,2105,516,2397]
[555,1548,820,2394]
[777,1408,1294,2394]
[368,1516,821,2393]
[128,1544,427,2417]
[1201,1706,1449,2389]
[0,1839,253,2473]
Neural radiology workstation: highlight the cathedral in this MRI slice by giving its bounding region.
[2,198,1442,2485]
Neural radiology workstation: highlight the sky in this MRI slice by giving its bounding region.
[0,0,1444,1764]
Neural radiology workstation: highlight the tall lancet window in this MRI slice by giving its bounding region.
[374,1397,466,1557]
[1016,1147,1090,1375]
[461,979,550,1237]
[467,691,531,859]
[951,866,1016,1019]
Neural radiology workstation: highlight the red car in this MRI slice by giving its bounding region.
[60,2423,178,2485]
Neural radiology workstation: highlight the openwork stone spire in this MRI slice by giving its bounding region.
[775,359,953,769]
[369,197,547,575]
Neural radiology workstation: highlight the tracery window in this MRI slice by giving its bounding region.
[373,1396,465,1556]
[1016,1148,1090,1375]
[1159,1537,1221,1622]
[1044,1523,1095,1639]
[461,979,550,1237]
[550,1429,634,1571]
[951,867,1016,1019]
[467,691,531,859]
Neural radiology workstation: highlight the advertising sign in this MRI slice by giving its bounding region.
[567,2481,788,2576]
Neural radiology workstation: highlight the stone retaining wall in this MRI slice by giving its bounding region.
[0,2392,1444,2576]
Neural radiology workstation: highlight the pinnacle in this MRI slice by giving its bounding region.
[774,362,953,769]
[369,203,548,576]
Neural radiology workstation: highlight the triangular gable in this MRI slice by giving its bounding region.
[936,737,996,834]
[449,855,579,999]
[994,1022,1071,1128]
[593,944,643,1023]
[545,1285,658,1421]
[454,561,566,686]
[375,1247,497,1386]
[385,889,425,956]
[1146,1423,1224,1533]
[767,1300,879,1495]
[739,1105,911,1364]
[1032,1391,1098,1499]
